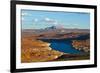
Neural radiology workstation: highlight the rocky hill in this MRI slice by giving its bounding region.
[21,38,64,63]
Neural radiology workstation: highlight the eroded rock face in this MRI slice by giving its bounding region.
[72,39,90,52]
[21,38,63,63]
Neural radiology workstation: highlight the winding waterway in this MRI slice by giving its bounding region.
[39,34,89,54]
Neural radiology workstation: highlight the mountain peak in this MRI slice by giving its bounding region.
[45,25,64,30]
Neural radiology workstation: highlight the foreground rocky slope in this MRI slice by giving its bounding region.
[21,38,64,63]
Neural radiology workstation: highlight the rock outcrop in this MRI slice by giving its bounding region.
[21,38,63,63]
[72,39,90,52]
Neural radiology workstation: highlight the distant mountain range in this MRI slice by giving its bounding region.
[22,26,90,35]
[45,25,64,30]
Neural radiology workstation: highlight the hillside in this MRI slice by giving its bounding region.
[21,38,64,63]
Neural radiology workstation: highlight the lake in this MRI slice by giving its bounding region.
[40,39,85,55]
[38,34,89,55]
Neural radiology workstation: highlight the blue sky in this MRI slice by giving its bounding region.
[21,9,90,29]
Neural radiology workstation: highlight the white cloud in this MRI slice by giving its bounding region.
[44,17,55,23]
[21,17,24,21]
[33,18,38,25]
[43,17,59,25]
[34,18,38,22]
[45,17,51,21]
[21,12,31,16]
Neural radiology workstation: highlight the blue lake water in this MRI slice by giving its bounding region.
[50,41,82,54]
[39,34,89,54]
[40,39,85,55]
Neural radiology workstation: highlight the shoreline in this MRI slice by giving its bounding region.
[21,33,90,63]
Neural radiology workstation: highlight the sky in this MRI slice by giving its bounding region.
[21,9,90,29]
